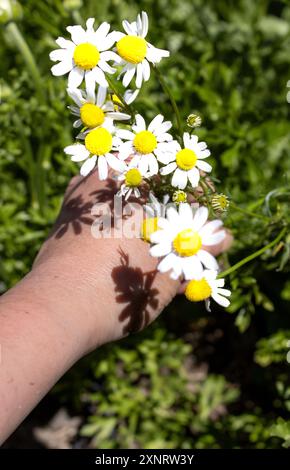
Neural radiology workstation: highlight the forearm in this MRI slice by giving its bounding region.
[0,236,176,443]
[0,266,91,444]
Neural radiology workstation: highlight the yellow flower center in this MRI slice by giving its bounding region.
[125,168,143,187]
[176,148,197,171]
[73,43,100,70]
[185,278,212,302]
[116,35,147,64]
[80,103,105,128]
[133,130,157,155]
[172,190,187,204]
[85,127,112,156]
[173,229,202,257]
[141,217,159,242]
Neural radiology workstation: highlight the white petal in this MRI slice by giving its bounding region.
[49,49,70,62]
[51,60,73,76]
[138,155,150,174]
[100,51,120,62]
[199,220,223,237]
[122,20,136,35]
[98,60,116,74]
[150,229,168,244]
[67,25,87,45]
[107,112,130,121]
[202,231,226,246]
[142,59,150,82]
[124,89,139,104]
[179,203,193,221]
[172,168,187,189]
[183,132,191,148]
[123,66,136,87]
[68,67,84,88]
[166,206,179,225]
[86,18,95,31]
[93,67,108,87]
[141,11,148,38]
[196,160,212,173]
[157,253,176,273]
[187,167,200,187]
[196,149,211,159]
[197,250,219,270]
[156,120,172,135]
[106,153,127,172]
[80,155,97,176]
[94,22,110,40]
[134,114,146,132]
[150,242,172,257]
[157,133,173,142]
[182,256,203,280]
[135,63,143,88]
[148,154,159,175]
[71,152,89,162]
[211,292,230,308]
[146,43,169,63]
[97,31,117,51]
[136,13,142,36]
[55,37,75,50]
[64,144,88,158]
[159,162,177,175]
[217,288,231,297]
[85,70,96,102]
[67,87,85,106]
[73,119,82,128]
[192,206,208,231]
[116,129,135,140]
[96,86,107,107]
[98,155,108,180]
[148,114,164,133]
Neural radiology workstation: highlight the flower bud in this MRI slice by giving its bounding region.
[0,0,22,24]
[211,193,229,213]
[172,190,187,205]
[186,113,202,128]
[63,0,83,11]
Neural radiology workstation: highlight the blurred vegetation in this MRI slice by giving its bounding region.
[1,0,290,449]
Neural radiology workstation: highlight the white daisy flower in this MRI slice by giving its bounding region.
[141,192,170,242]
[116,163,149,200]
[115,114,174,175]
[67,85,130,130]
[160,132,212,190]
[185,270,231,309]
[114,11,169,88]
[50,18,120,92]
[64,124,125,179]
[149,204,225,280]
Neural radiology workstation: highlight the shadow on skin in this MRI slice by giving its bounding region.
[49,194,95,239]
[112,248,159,334]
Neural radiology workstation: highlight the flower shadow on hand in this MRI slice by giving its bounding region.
[112,248,159,335]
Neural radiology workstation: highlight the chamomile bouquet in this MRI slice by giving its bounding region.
[50,11,232,310]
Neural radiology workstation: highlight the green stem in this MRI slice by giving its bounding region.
[106,75,132,115]
[153,66,183,139]
[218,226,287,278]
[6,22,44,101]
[230,201,270,222]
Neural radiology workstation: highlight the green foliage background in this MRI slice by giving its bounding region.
[1,0,290,448]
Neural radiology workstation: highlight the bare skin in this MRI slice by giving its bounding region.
[0,170,231,443]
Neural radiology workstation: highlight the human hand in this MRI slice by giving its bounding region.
[32,170,232,356]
